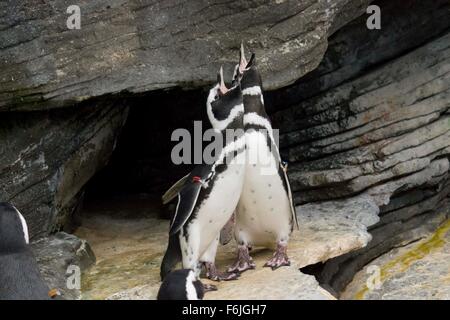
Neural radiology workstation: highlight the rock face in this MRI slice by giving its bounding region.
[272,0,450,205]
[31,232,96,300]
[267,0,450,295]
[0,101,128,239]
[0,0,372,111]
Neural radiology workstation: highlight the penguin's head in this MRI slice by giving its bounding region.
[232,43,259,90]
[206,66,243,130]
[157,269,204,300]
[0,202,30,253]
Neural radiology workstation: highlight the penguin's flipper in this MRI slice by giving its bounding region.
[169,185,201,236]
[162,173,190,205]
[280,162,299,231]
[168,166,213,236]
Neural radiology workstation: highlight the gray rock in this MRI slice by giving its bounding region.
[341,218,450,300]
[271,2,450,204]
[293,194,380,267]
[378,184,450,228]
[322,212,447,294]
[0,101,129,238]
[0,0,372,111]
[266,0,450,112]
[366,159,449,206]
[309,194,449,295]
[31,232,96,300]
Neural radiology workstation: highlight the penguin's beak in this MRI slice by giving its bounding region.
[218,66,229,95]
[238,43,248,74]
[246,52,255,69]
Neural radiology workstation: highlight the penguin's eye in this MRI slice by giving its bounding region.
[214,94,219,101]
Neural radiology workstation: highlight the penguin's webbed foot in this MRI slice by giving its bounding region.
[203,283,218,292]
[264,243,290,270]
[227,245,256,273]
[204,262,240,281]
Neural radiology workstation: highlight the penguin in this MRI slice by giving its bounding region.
[157,269,204,300]
[227,45,299,273]
[160,66,246,288]
[0,202,51,300]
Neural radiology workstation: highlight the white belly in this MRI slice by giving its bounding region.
[194,153,246,255]
[236,131,292,247]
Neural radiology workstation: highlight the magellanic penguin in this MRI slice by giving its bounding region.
[0,202,52,300]
[157,269,204,300]
[160,67,246,288]
[228,45,299,273]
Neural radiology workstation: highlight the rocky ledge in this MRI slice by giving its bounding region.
[73,195,378,300]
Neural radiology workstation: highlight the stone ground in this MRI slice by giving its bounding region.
[341,219,450,300]
[75,194,379,300]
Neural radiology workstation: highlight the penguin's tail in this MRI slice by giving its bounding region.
[160,232,182,281]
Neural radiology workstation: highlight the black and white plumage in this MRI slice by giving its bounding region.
[160,67,246,284]
[0,202,51,300]
[157,269,204,300]
[228,46,298,273]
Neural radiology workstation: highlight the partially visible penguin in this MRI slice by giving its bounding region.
[160,67,246,287]
[157,269,204,300]
[0,202,51,300]
[228,45,299,273]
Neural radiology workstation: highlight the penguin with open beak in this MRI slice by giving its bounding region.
[228,44,299,273]
[160,66,246,289]
[0,202,53,300]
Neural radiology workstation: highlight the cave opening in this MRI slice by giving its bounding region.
[77,87,208,218]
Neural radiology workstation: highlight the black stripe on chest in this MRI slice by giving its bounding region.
[182,144,245,237]
[242,94,268,117]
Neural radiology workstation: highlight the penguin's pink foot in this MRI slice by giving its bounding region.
[203,283,218,292]
[227,245,256,273]
[204,262,240,281]
[264,243,290,270]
